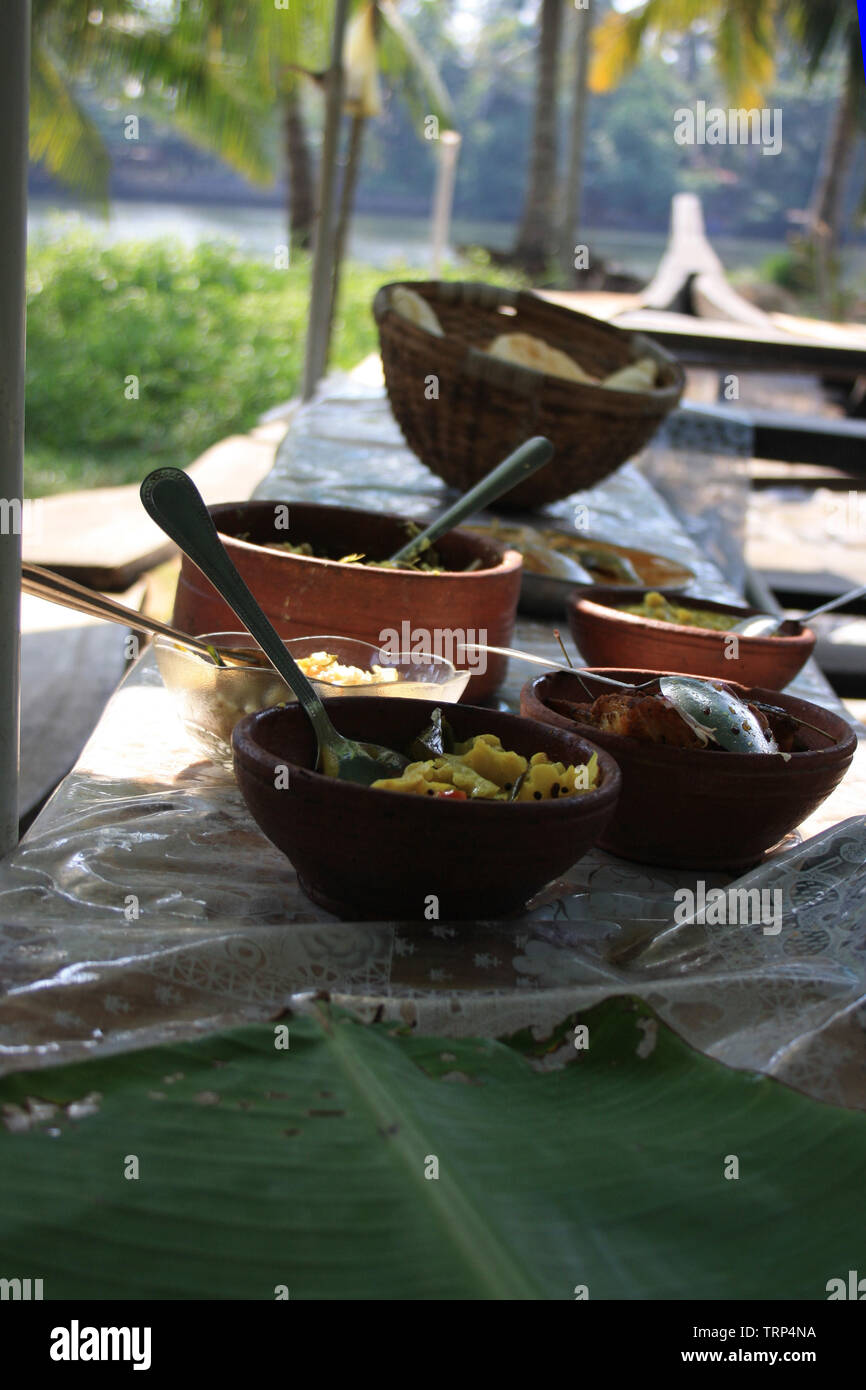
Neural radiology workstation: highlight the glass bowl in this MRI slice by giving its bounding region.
[155,632,471,765]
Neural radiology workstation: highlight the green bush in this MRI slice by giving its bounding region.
[759,242,819,295]
[24,233,526,496]
[25,235,372,494]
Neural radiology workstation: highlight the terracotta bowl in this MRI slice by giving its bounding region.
[569,588,815,692]
[520,668,857,871]
[232,696,621,921]
[172,501,523,702]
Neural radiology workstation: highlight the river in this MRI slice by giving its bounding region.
[27,197,805,281]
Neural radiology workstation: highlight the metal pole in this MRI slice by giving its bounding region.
[302,0,350,401]
[0,1,29,854]
[430,130,461,277]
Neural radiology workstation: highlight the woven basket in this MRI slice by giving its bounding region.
[373,280,685,509]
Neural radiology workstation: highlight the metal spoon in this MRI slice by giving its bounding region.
[457,641,659,691]
[732,582,866,638]
[458,643,778,752]
[657,676,777,753]
[140,468,408,786]
[21,562,268,667]
[387,436,554,567]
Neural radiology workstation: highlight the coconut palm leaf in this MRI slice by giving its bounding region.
[29,0,327,198]
[591,0,779,104]
[377,0,454,128]
[29,40,112,200]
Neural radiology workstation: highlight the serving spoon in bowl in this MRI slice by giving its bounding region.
[140,467,408,786]
[386,436,554,568]
[457,642,789,753]
[21,562,272,668]
[732,582,866,638]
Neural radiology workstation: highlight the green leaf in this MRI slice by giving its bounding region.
[1,998,864,1300]
[377,0,454,128]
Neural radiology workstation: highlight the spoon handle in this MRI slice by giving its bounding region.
[801,582,866,624]
[387,436,554,567]
[140,469,331,738]
[457,641,652,688]
[21,562,221,662]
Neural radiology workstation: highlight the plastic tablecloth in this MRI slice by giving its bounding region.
[1,378,864,1107]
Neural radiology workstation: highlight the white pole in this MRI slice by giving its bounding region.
[302,0,351,401]
[430,130,461,277]
[0,1,29,854]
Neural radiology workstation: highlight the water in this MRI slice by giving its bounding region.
[27,197,515,269]
[26,196,809,280]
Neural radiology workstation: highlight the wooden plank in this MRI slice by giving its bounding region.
[540,291,866,379]
[750,409,866,474]
[612,308,866,378]
[18,588,139,821]
[22,429,282,590]
[757,570,866,605]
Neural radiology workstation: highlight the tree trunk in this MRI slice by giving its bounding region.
[806,64,858,315]
[302,0,350,401]
[327,113,366,347]
[284,84,315,252]
[558,1,594,285]
[806,64,858,254]
[513,0,563,275]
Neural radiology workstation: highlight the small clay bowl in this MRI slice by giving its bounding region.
[520,668,857,871]
[172,500,523,702]
[232,696,621,921]
[568,588,815,692]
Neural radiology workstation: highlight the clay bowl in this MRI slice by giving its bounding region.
[569,588,815,692]
[520,668,857,871]
[232,696,621,921]
[172,500,523,702]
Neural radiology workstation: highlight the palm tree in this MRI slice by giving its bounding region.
[558,0,598,284]
[208,0,332,250]
[30,0,329,248]
[324,0,452,338]
[513,0,564,274]
[783,1,865,260]
[30,1,274,202]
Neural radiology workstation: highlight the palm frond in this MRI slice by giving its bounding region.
[377,0,454,127]
[82,24,275,182]
[589,5,659,94]
[714,3,777,105]
[29,43,111,201]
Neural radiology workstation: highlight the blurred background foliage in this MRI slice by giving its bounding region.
[24,235,523,495]
[24,0,866,495]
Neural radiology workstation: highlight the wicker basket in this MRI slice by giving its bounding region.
[373,280,685,509]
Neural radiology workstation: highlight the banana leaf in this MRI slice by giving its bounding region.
[0,997,863,1300]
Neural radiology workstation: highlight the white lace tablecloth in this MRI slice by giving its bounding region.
[0,377,864,1109]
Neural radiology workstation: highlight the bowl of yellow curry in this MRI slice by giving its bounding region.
[569,588,815,691]
[231,697,621,920]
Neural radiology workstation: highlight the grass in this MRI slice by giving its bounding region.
[24,232,525,498]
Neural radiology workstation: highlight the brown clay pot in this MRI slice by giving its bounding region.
[232,696,621,921]
[173,501,522,702]
[520,668,857,871]
[569,589,815,692]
